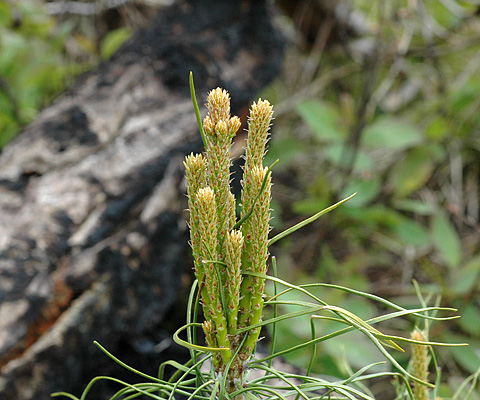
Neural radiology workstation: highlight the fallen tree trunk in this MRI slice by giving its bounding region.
[0,1,284,398]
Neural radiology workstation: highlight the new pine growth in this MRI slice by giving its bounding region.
[185,88,273,389]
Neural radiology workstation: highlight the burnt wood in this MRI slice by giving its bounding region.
[0,0,284,398]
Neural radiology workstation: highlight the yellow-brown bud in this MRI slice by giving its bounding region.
[203,115,215,136]
[215,120,229,138]
[411,330,430,400]
[207,87,230,125]
[229,116,241,137]
[245,99,274,170]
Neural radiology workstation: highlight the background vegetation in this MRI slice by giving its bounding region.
[1,1,479,398]
[262,1,480,397]
[0,0,138,147]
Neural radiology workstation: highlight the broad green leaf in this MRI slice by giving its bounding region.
[453,255,480,295]
[362,116,423,150]
[426,0,461,27]
[297,100,344,142]
[392,199,435,215]
[292,197,330,216]
[392,217,430,247]
[449,79,480,114]
[342,205,401,229]
[431,212,461,268]
[446,334,480,374]
[459,304,480,337]
[0,32,27,72]
[0,120,19,149]
[390,147,435,197]
[341,176,381,207]
[326,143,373,172]
[265,136,307,167]
[100,27,132,60]
[425,116,449,141]
[292,176,332,215]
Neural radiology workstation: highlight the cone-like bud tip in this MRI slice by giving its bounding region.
[207,87,231,125]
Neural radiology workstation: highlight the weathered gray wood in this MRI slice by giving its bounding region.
[0,0,284,398]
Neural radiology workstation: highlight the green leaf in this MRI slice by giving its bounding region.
[392,199,435,215]
[362,116,423,150]
[459,304,480,337]
[341,205,400,229]
[326,143,373,172]
[0,119,19,149]
[431,212,461,268]
[425,116,449,141]
[0,32,27,72]
[390,147,435,197]
[449,79,480,114]
[341,176,381,207]
[392,217,430,247]
[265,137,307,167]
[297,100,344,142]
[446,334,480,374]
[292,197,330,216]
[453,255,480,295]
[100,27,132,60]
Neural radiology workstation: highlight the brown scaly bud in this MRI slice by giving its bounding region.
[207,87,231,126]
[411,329,430,400]
[229,116,241,137]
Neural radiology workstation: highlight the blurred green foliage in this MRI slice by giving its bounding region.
[265,0,480,396]
[0,1,132,149]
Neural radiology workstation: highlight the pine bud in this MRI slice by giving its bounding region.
[203,115,215,136]
[184,153,208,278]
[245,99,273,170]
[195,187,218,267]
[215,120,229,138]
[207,87,231,125]
[411,330,430,400]
[229,116,241,137]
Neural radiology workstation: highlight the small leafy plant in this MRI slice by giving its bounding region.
[53,73,465,400]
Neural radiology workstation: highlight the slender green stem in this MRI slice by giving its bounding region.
[189,71,207,148]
